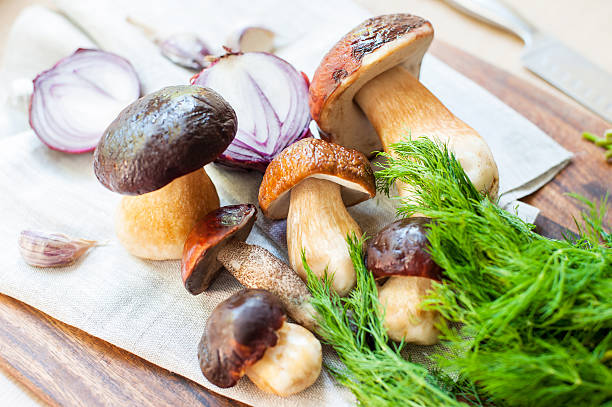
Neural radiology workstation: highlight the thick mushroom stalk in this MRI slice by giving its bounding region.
[366,218,442,345]
[287,177,361,296]
[259,138,376,296]
[182,204,317,332]
[354,66,498,197]
[94,85,237,260]
[245,321,321,397]
[309,14,499,199]
[116,168,219,259]
[198,289,322,396]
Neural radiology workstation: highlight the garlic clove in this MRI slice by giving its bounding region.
[18,230,96,268]
[226,26,275,53]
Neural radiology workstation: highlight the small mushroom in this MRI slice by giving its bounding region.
[258,138,376,296]
[199,289,322,396]
[94,85,237,260]
[182,204,317,331]
[309,14,499,199]
[366,217,442,345]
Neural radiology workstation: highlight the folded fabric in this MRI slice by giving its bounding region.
[0,1,572,406]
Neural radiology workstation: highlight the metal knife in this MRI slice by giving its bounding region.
[443,0,612,123]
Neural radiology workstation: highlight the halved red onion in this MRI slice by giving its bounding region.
[29,48,140,154]
[191,52,310,171]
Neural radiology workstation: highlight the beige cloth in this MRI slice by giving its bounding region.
[0,1,572,406]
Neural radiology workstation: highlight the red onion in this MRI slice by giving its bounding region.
[191,52,310,171]
[29,48,140,154]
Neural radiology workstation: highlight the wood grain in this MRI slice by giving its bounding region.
[0,41,610,407]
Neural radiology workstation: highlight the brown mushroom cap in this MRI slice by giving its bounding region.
[182,204,256,294]
[198,289,286,388]
[258,137,375,220]
[94,85,237,195]
[365,217,442,281]
[309,14,433,156]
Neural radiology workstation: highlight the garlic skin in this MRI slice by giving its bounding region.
[18,230,96,267]
[245,322,322,397]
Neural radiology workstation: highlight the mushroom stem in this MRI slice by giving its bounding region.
[116,168,219,260]
[354,65,499,198]
[217,240,318,332]
[245,321,322,397]
[287,178,361,296]
[377,275,440,345]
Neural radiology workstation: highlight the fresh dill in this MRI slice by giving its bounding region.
[303,239,487,407]
[377,138,612,407]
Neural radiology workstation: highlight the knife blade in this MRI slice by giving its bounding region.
[443,0,612,123]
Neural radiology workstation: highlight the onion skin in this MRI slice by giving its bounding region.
[29,48,141,154]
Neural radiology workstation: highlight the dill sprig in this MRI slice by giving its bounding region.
[304,238,486,407]
[377,138,612,407]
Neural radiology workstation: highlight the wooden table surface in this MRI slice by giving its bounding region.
[0,1,610,406]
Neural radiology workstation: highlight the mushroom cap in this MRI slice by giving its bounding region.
[365,217,442,281]
[258,137,376,220]
[181,204,256,295]
[198,289,286,388]
[94,85,237,195]
[309,14,433,156]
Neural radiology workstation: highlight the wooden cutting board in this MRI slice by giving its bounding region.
[0,40,609,407]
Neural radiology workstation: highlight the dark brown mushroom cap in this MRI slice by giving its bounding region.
[309,14,433,156]
[365,218,442,281]
[181,204,256,295]
[94,85,237,195]
[258,137,376,219]
[198,289,286,388]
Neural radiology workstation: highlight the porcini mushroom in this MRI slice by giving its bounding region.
[199,289,322,396]
[94,85,237,260]
[258,138,376,296]
[182,204,317,331]
[309,14,499,198]
[365,217,442,345]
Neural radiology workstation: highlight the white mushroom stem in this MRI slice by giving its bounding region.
[217,241,317,332]
[377,276,440,345]
[116,168,219,260]
[287,178,361,296]
[245,321,322,397]
[354,65,499,198]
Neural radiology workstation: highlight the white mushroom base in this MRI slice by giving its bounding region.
[245,322,322,397]
[378,275,440,345]
[287,177,361,296]
[115,169,219,260]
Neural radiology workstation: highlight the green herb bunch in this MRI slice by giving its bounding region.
[377,138,612,406]
[304,240,487,407]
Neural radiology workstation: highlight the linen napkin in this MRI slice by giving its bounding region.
[0,1,572,406]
